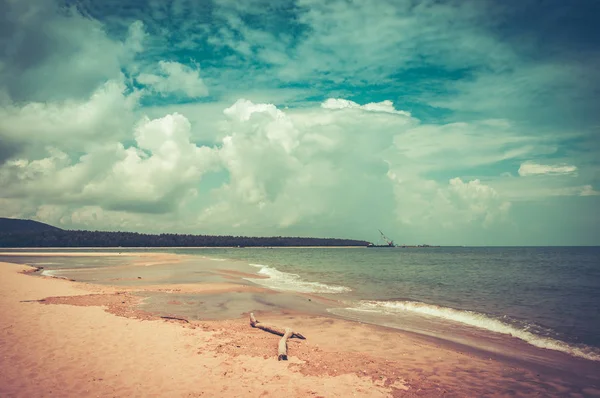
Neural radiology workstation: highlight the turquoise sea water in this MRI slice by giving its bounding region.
[4,246,600,364]
[176,246,600,362]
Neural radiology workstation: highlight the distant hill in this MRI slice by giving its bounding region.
[0,218,369,248]
[0,217,63,233]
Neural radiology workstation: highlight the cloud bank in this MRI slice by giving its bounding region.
[0,0,598,245]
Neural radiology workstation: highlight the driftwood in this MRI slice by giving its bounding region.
[20,299,46,303]
[278,328,293,361]
[249,313,306,340]
[249,313,306,361]
[160,316,190,323]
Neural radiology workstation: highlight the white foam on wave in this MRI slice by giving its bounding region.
[340,300,600,362]
[245,263,351,294]
[40,269,57,277]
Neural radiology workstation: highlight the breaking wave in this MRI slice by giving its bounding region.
[40,269,73,280]
[245,263,351,294]
[40,269,58,277]
[338,300,600,362]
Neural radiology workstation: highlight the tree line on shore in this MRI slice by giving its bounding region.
[0,230,370,248]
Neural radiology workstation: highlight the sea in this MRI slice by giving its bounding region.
[3,246,600,368]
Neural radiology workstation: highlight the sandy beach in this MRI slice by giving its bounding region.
[1,253,599,397]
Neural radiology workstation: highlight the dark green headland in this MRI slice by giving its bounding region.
[0,218,369,248]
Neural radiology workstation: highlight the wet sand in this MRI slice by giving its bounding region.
[1,254,600,397]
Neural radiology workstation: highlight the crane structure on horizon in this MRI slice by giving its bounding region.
[378,229,395,247]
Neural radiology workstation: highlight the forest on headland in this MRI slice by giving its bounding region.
[0,219,369,247]
[0,230,369,248]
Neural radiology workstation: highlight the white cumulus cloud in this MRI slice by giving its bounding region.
[0,112,220,215]
[321,99,411,116]
[387,175,510,230]
[0,80,139,153]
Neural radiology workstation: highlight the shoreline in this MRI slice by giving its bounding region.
[5,252,600,360]
[2,255,600,396]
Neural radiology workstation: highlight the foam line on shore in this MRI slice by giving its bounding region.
[334,300,600,362]
[244,263,351,294]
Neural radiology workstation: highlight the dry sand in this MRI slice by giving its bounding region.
[1,258,599,397]
[0,252,154,257]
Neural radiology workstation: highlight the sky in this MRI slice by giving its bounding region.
[0,0,599,245]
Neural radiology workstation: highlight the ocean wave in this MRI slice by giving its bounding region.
[338,300,600,362]
[245,263,351,294]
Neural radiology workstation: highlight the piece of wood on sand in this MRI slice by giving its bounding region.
[249,313,306,361]
[278,328,293,361]
[249,313,306,340]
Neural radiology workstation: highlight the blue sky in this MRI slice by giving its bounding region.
[0,0,599,245]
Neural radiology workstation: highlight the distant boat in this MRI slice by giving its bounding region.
[366,230,396,248]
